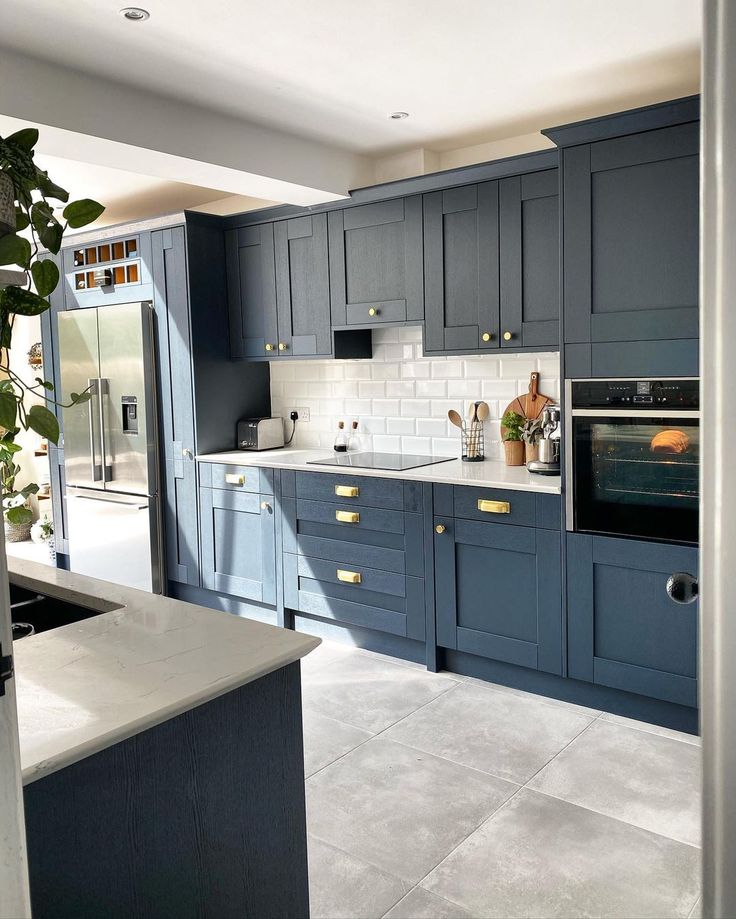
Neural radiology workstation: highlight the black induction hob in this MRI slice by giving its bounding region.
[307,452,455,471]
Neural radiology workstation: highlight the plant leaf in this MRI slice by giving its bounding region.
[0,286,50,316]
[70,391,92,405]
[0,392,17,431]
[14,209,30,231]
[35,377,54,391]
[5,505,32,525]
[63,198,105,229]
[30,201,63,253]
[36,170,69,203]
[0,233,31,268]
[27,404,59,443]
[4,128,39,151]
[30,258,59,297]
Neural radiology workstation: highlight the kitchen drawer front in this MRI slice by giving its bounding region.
[283,552,425,640]
[345,300,407,325]
[295,498,405,536]
[442,485,561,529]
[282,497,424,576]
[294,471,405,510]
[199,462,273,495]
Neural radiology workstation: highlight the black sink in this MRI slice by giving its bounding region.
[10,583,102,640]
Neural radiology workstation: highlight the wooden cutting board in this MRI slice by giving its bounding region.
[500,372,555,436]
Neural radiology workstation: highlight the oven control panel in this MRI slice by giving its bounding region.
[571,379,699,409]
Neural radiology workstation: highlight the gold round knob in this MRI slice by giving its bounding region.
[265,343,274,352]
[435,523,446,534]
[278,342,287,351]
[261,501,271,511]
[368,307,379,317]
[482,332,492,343]
[503,331,512,341]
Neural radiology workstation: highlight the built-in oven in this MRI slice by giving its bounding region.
[565,378,699,545]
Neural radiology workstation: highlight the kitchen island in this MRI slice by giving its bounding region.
[9,557,318,919]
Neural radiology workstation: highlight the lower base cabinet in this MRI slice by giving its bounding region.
[434,492,563,675]
[567,533,698,708]
[199,486,276,605]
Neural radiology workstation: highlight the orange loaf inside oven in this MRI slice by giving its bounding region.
[650,429,690,454]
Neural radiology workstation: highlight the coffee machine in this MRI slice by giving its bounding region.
[527,405,561,475]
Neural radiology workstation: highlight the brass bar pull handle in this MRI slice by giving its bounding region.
[225,473,245,486]
[336,510,360,524]
[477,499,511,514]
[335,485,359,498]
[337,569,362,584]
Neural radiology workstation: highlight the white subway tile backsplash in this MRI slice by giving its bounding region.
[271,328,559,460]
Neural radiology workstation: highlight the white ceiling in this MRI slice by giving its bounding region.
[0,0,701,157]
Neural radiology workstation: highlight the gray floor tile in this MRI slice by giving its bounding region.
[688,897,702,918]
[307,736,517,885]
[599,711,701,746]
[528,719,701,846]
[300,637,358,673]
[302,651,456,733]
[303,709,374,778]
[423,788,701,919]
[384,886,473,919]
[308,835,409,919]
[383,681,594,783]
[457,672,602,718]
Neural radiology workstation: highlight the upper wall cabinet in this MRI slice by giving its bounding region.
[423,182,500,353]
[423,169,560,355]
[226,224,278,359]
[328,196,423,327]
[545,97,700,377]
[274,214,332,357]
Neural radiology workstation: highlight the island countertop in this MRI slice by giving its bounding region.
[8,558,319,785]
[197,447,561,494]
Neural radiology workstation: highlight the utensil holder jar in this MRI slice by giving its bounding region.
[462,421,485,462]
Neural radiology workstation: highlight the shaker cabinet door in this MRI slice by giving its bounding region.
[423,182,500,354]
[274,213,332,357]
[499,170,560,350]
[225,224,278,359]
[328,196,423,327]
[434,516,562,675]
[566,533,698,707]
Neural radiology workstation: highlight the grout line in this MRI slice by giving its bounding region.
[380,885,472,919]
[521,713,602,788]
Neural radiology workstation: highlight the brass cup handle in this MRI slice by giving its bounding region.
[225,473,245,486]
[336,510,360,524]
[435,523,446,534]
[335,485,359,498]
[368,307,379,317]
[337,569,362,584]
[477,499,510,514]
[503,331,513,341]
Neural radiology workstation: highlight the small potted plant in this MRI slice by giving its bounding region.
[522,417,544,464]
[31,513,54,562]
[501,409,525,466]
[0,431,38,541]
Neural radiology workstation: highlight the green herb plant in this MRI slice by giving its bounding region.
[501,409,525,442]
[0,127,104,525]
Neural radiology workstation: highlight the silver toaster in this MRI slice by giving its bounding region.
[237,417,285,451]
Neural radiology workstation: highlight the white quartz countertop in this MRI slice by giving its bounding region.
[9,558,319,785]
[197,447,561,494]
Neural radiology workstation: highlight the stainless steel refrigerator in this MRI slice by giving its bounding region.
[58,301,163,593]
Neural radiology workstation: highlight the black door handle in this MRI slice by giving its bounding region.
[666,572,699,604]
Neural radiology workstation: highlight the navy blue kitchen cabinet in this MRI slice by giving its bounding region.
[423,166,559,355]
[433,485,563,674]
[545,96,700,377]
[281,471,427,642]
[199,465,277,604]
[225,223,279,359]
[328,196,424,327]
[567,533,698,708]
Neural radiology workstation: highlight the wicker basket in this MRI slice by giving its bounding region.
[5,519,32,543]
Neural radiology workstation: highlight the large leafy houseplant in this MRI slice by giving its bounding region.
[0,127,104,526]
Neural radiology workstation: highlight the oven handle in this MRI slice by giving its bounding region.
[570,408,700,418]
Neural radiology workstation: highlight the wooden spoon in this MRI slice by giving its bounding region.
[448,409,463,428]
[476,402,490,422]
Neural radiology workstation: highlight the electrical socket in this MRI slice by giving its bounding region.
[290,407,310,422]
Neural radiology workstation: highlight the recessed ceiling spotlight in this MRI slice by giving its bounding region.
[120,7,150,21]
[389,112,409,120]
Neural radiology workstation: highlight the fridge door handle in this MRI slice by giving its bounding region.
[87,378,102,482]
[97,377,113,483]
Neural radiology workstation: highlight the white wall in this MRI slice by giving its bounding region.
[270,327,559,460]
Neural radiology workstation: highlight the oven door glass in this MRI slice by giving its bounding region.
[572,415,699,544]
